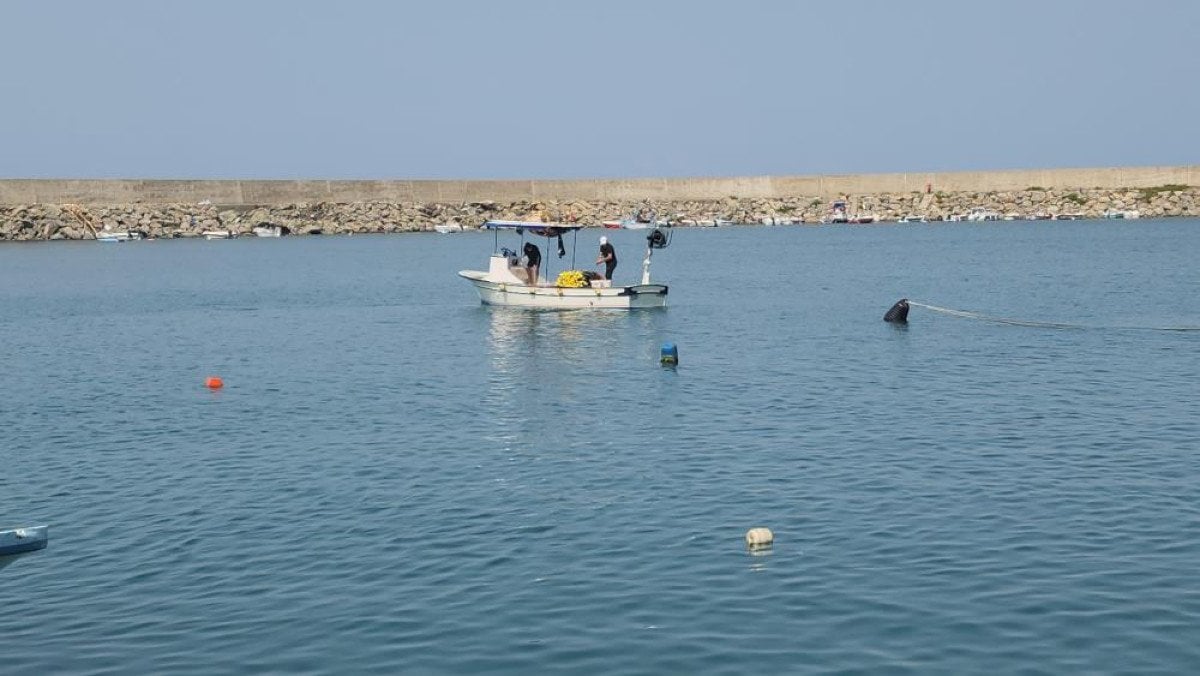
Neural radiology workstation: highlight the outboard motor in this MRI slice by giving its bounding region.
[884,298,910,323]
[647,228,670,249]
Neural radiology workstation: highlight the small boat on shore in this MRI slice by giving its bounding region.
[203,230,234,240]
[898,215,927,223]
[434,222,464,234]
[458,220,670,309]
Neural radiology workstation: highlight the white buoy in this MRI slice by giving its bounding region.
[745,527,774,548]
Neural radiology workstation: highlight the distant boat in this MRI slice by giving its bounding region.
[96,230,142,242]
[252,225,285,237]
[966,208,1001,222]
[607,208,669,230]
[1102,209,1140,219]
[1054,213,1084,221]
[434,222,464,234]
[203,230,234,240]
[825,200,849,224]
[898,215,927,223]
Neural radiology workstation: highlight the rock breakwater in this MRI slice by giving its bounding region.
[1,186,1196,241]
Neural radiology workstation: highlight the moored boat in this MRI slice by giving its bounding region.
[96,229,142,242]
[825,200,849,224]
[253,225,286,237]
[966,208,1001,221]
[1103,209,1140,219]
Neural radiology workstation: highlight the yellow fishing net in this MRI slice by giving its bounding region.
[555,270,587,288]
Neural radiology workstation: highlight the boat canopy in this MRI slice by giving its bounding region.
[483,220,583,236]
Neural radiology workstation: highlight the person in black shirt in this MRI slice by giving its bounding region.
[596,236,617,280]
[522,241,541,286]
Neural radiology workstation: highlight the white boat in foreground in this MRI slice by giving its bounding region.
[0,526,48,570]
[458,221,670,309]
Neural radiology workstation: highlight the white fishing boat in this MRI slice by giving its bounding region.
[0,525,48,570]
[434,222,464,234]
[96,229,142,242]
[203,230,234,240]
[898,215,927,223]
[458,221,670,309]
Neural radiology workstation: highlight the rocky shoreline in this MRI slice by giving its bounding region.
[1,186,1196,241]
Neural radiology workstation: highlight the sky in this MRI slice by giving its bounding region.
[2,0,1197,180]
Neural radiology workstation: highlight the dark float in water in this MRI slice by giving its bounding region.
[884,299,910,323]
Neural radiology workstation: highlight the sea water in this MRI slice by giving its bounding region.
[2,220,1198,673]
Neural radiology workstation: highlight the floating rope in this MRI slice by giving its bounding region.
[907,301,1200,332]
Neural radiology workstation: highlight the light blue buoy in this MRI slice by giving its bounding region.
[660,342,678,366]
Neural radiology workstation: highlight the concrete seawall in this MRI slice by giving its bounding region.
[1,166,1196,206]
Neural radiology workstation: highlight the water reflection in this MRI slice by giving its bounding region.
[482,307,672,448]
[486,308,666,375]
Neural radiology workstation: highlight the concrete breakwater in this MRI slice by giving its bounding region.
[1,167,1197,241]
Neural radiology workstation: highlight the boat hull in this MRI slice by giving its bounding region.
[0,526,48,557]
[96,231,141,242]
[459,272,667,309]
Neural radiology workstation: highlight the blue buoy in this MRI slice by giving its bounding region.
[660,342,678,366]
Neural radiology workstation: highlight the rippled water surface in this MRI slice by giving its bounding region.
[3,220,1199,673]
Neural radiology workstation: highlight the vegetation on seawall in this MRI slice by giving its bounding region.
[0,185,1196,241]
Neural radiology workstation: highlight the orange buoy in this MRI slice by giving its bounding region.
[205,376,224,389]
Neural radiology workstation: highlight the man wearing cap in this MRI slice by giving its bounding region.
[596,236,617,281]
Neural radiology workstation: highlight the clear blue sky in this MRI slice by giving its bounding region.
[2,0,1196,179]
